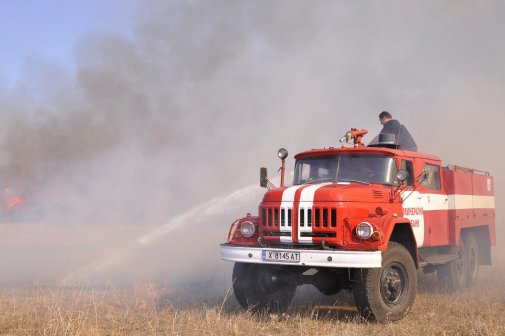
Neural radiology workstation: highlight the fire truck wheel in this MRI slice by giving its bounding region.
[353,242,417,322]
[437,240,467,293]
[463,233,479,287]
[232,263,296,313]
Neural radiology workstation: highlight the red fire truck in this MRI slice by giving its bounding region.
[220,129,495,322]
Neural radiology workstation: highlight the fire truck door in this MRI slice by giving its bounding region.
[401,190,426,247]
[400,159,426,247]
[411,162,449,247]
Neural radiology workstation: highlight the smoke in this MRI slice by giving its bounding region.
[0,0,504,291]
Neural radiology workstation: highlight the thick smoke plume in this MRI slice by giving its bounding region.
[0,1,503,292]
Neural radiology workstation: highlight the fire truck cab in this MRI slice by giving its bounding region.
[220,129,495,322]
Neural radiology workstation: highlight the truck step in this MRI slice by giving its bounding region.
[419,253,458,268]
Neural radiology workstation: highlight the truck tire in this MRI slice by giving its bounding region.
[437,240,466,293]
[232,263,296,313]
[463,233,479,287]
[353,242,417,322]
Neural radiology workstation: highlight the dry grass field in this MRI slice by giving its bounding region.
[0,249,504,336]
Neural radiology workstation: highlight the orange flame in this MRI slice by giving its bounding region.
[2,188,24,211]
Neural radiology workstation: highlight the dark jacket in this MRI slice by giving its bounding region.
[381,119,417,151]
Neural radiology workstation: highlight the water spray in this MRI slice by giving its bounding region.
[61,182,265,284]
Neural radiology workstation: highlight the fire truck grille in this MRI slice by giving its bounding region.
[261,207,289,227]
[299,207,337,228]
[279,208,292,227]
[261,206,337,229]
[261,207,277,227]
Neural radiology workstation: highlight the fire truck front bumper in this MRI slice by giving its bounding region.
[220,244,382,268]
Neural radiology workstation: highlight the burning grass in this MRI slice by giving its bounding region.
[0,251,504,335]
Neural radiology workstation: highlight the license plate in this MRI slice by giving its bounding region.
[262,250,300,263]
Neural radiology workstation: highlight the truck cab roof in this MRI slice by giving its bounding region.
[294,146,441,163]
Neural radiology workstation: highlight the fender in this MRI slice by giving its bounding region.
[383,217,420,267]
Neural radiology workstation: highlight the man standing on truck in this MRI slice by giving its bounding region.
[377,111,417,151]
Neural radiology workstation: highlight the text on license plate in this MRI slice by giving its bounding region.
[262,250,300,263]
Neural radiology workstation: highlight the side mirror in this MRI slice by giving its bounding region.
[397,169,409,182]
[260,167,268,188]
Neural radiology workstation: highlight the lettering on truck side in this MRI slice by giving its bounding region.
[403,207,424,227]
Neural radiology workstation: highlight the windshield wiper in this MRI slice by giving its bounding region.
[337,179,370,185]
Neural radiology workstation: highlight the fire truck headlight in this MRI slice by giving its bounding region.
[356,222,374,240]
[240,221,256,238]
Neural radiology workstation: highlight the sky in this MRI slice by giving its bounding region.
[0,0,503,291]
[0,1,136,88]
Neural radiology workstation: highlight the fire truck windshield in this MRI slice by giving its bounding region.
[293,154,398,186]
